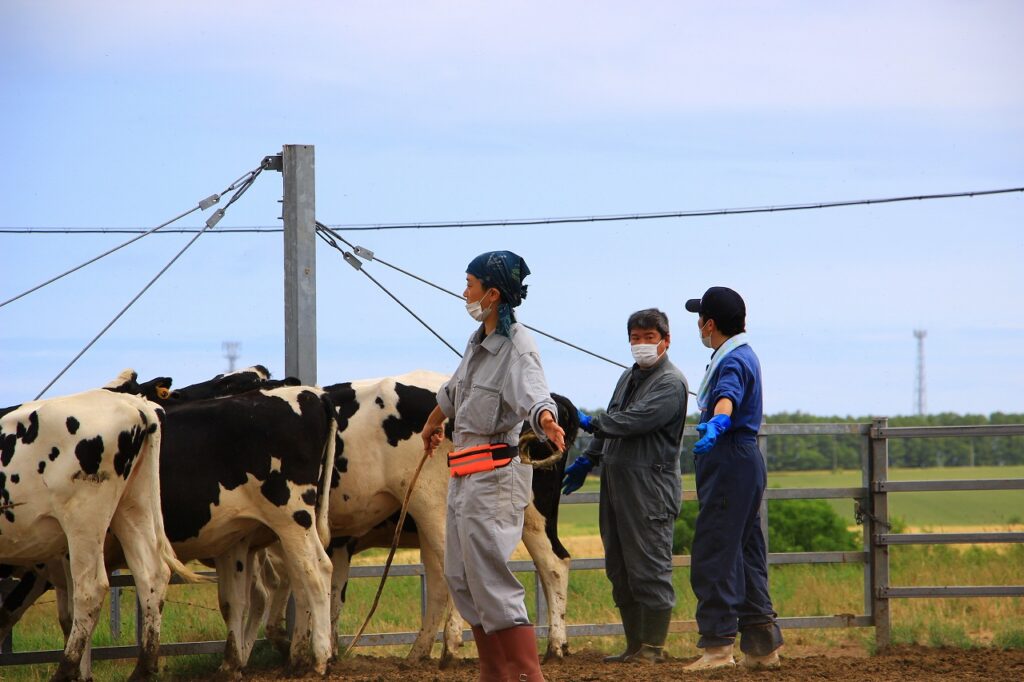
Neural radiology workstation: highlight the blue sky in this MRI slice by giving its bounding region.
[1,1,1022,416]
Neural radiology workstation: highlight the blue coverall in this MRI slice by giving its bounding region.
[691,344,784,655]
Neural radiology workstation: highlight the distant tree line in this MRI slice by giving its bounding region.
[574,410,1024,472]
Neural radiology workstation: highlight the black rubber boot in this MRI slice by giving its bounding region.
[627,606,673,663]
[603,603,643,663]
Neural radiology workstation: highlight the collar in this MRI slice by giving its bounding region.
[474,326,510,355]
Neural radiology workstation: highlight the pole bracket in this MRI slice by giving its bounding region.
[262,154,283,172]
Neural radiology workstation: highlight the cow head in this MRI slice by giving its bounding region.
[104,369,175,403]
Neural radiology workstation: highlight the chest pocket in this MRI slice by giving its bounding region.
[456,382,502,435]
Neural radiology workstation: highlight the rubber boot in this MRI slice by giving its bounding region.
[683,644,736,671]
[603,603,643,663]
[472,625,510,682]
[626,606,672,663]
[742,648,782,670]
[495,624,546,682]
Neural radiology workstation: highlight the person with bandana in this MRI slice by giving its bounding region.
[420,250,565,682]
[561,308,689,664]
[682,286,783,671]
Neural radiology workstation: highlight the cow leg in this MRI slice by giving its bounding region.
[521,504,571,660]
[213,541,253,675]
[110,509,173,680]
[52,538,109,682]
[241,549,270,663]
[260,548,291,657]
[402,502,456,664]
[328,541,353,660]
[276,529,332,675]
[53,561,91,682]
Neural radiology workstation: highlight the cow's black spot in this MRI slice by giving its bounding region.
[0,472,9,505]
[37,461,45,474]
[0,431,16,467]
[10,474,18,484]
[0,564,13,579]
[292,510,312,529]
[66,417,80,434]
[74,435,104,475]
[301,489,317,506]
[382,383,437,447]
[114,425,146,479]
[4,511,13,523]
[336,457,348,474]
[158,388,333,543]
[260,471,290,506]
[375,397,384,408]
[342,493,349,502]
[235,561,244,573]
[16,412,39,445]
[49,447,59,461]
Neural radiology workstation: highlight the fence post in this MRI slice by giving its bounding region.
[757,419,769,550]
[535,566,548,629]
[869,417,891,651]
[110,570,121,641]
[281,143,316,640]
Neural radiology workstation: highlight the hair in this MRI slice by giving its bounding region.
[710,312,745,336]
[627,308,670,338]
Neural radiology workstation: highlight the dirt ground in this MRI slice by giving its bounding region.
[235,645,1024,682]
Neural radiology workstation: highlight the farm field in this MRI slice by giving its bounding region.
[557,465,1024,535]
[3,466,1023,680]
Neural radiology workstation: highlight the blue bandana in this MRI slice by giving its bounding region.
[466,250,530,337]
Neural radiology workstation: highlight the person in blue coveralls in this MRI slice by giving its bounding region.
[682,286,784,671]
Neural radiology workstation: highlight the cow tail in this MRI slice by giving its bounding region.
[142,405,209,584]
[315,393,338,549]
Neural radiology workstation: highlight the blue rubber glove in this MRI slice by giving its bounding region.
[561,455,594,495]
[693,414,732,454]
[577,409,595,434]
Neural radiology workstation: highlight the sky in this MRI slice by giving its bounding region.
[1,1,1022,416]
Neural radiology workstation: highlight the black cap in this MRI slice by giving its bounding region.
[685,286,746,331]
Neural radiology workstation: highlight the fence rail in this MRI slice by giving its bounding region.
[2,421,1023,668]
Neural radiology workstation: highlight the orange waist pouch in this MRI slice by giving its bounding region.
[448,443,514,478]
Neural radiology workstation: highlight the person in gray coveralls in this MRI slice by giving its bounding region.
[421,250,565,682]
[561,308,689,663]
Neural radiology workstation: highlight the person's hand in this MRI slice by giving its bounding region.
[577,409,594,434]
[421,425,443,457]
[540,410,566,453]
[561,455,594,495]
[693,414,732,454]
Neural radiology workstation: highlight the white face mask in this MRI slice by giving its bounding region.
[699,321,713,348]
[465,295,493,322]
[631,343,661,368]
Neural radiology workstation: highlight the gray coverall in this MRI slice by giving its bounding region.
[436,322,557,633]
[584,354,688,611]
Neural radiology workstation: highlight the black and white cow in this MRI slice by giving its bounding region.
[260,371,579,663]
[2,368,339,677]
[0,373,202,681]
[112,370,339,675]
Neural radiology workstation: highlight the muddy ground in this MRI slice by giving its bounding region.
[232,645,1024,681]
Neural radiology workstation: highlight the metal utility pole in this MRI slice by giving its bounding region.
[222,341,240,373]
[270,144,317,386]
[913,329,927,416]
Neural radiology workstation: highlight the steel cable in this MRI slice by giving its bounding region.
[1,164,264,309]
[316,222,631,371]
[34,170,264,399]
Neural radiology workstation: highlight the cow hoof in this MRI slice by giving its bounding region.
[543,642,568,662]
[438,647,456,669]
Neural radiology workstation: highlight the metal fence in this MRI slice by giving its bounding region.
[2,420,1023,667]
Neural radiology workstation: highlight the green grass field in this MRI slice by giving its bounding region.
[558,465,1024,536]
